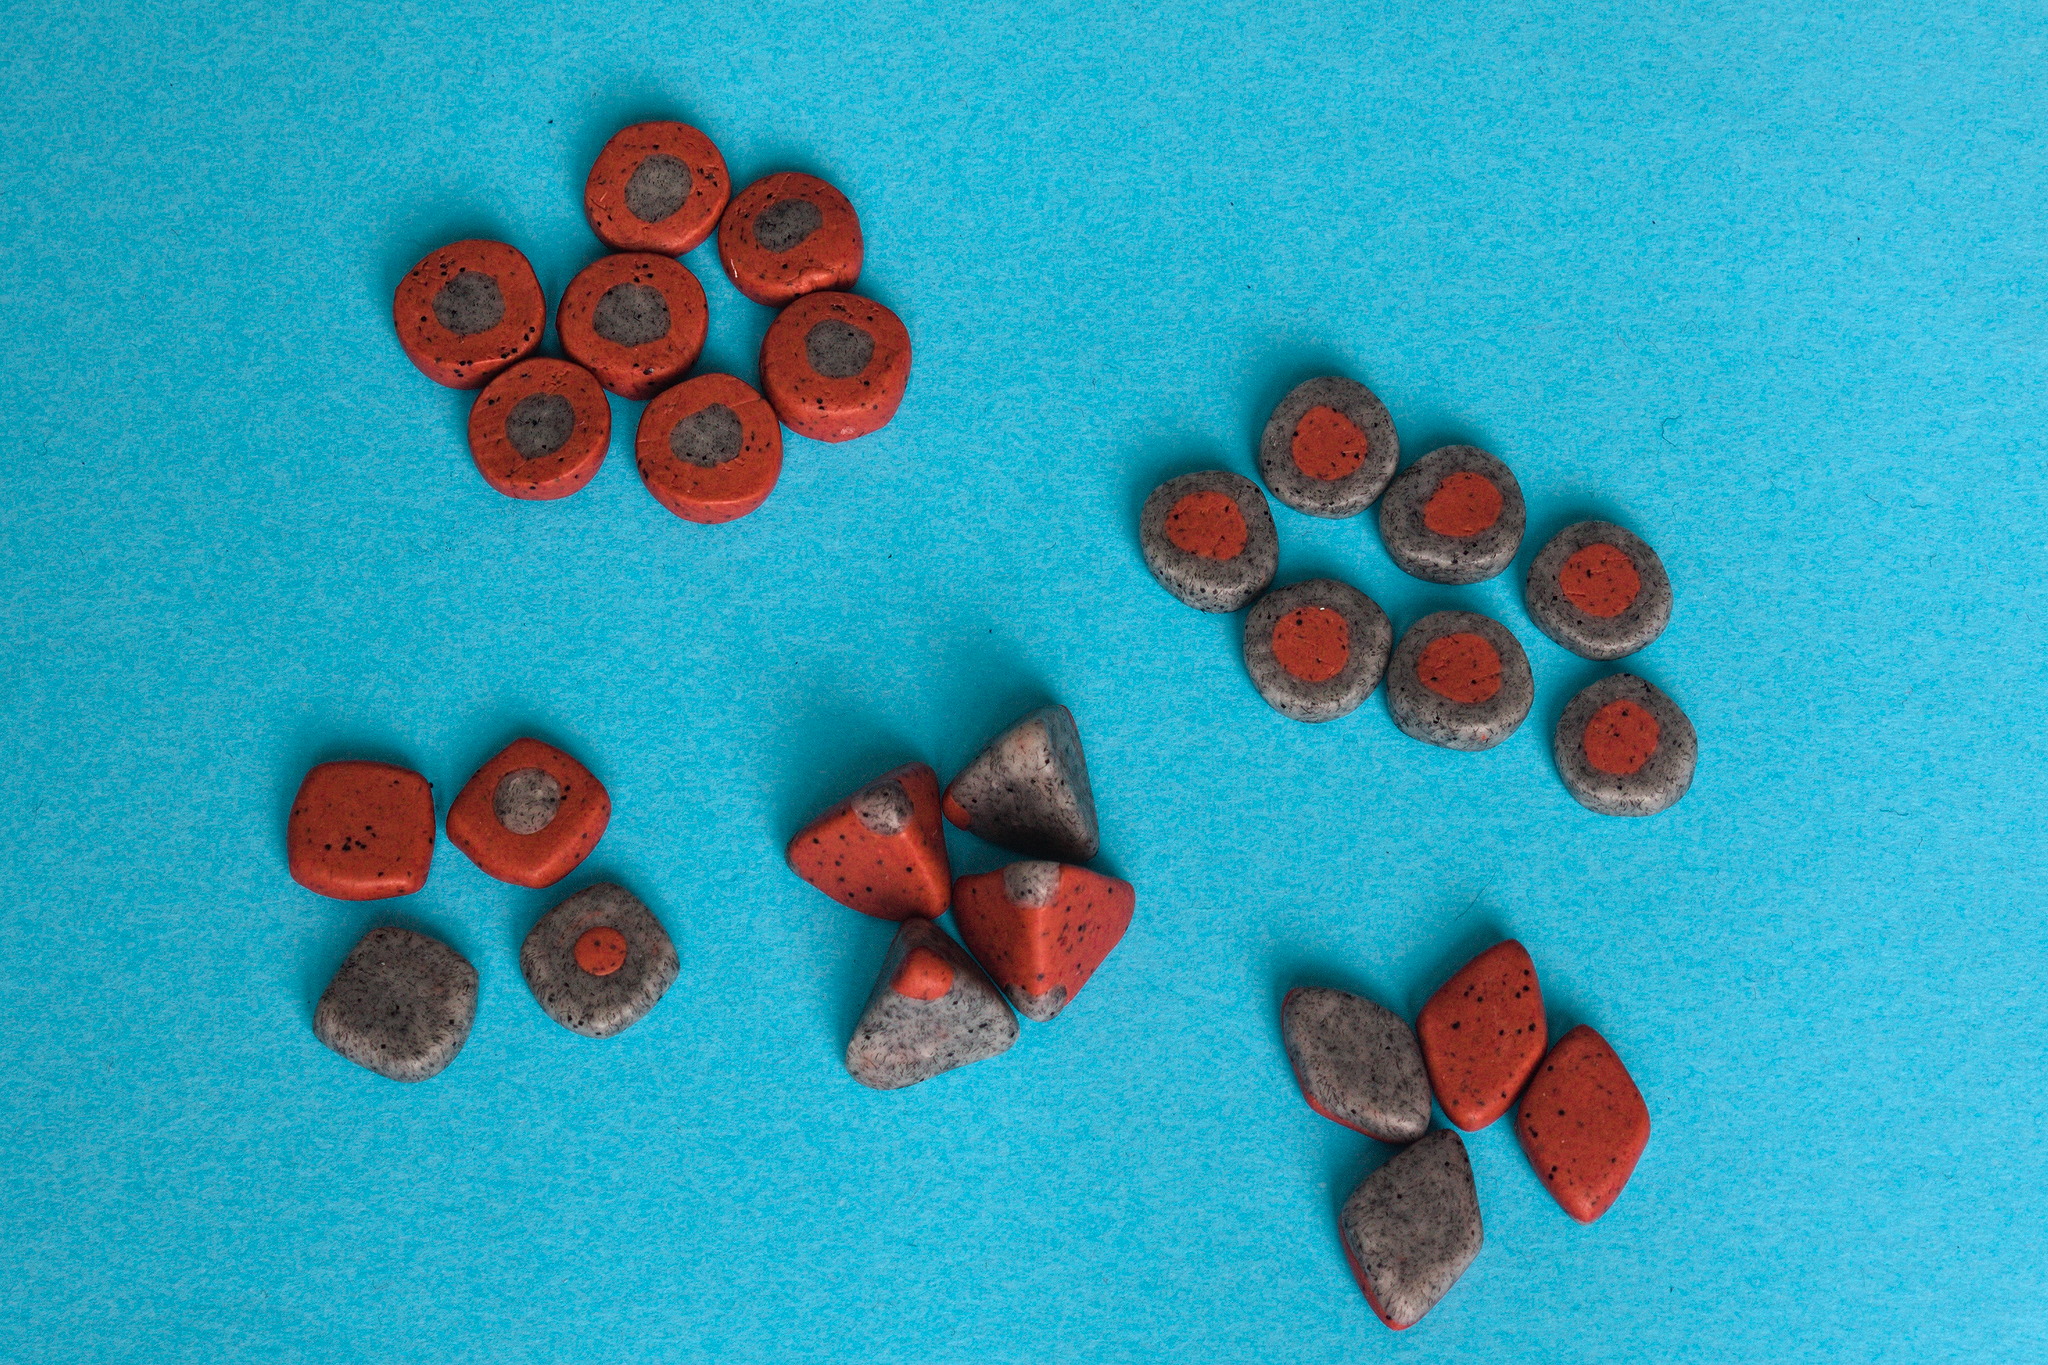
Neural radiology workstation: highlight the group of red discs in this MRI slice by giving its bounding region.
[392,121,912,524]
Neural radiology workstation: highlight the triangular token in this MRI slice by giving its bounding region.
[942,706,1099,862]
[846,918,1018,1090]
[786,763,951,920]
[1339,1129,1484,1330]
[950,862,1133,1021]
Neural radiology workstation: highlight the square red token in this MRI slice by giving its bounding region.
[287,761,435,900]
[1516,1025,1651,1223]
[445,738,610,888]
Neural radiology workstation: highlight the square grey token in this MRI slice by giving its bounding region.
[1339,1129,1484,1330]
[1282,987,1431,1144]
[520,882,680,1038]
[314,926,478,1083]
[846,917,1019,1090]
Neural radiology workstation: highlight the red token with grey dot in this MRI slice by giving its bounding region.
[1257,376,1399,519]
[718,172,863,307]
[445,737,611,888]
[1138,470,1279,612]
[465,358,611,501]
[1241,578,1392,722]
[1383,610,1533,751]
[557,252,708,400]
[392,240,545,389]
[1525,520,1673,659]
[1553,673,1696,816]
[583,121,730,256]
[1378,445,1526,584]
[758,291,910,442]
[635,372,784,524]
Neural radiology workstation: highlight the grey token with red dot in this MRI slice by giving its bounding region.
[1525,521,1672,660]
[1258,376,1399,519]
[1554,673,1696,816]
[1241,578,1391,722]
[520,882,680,1037]
[1138,470,1279,612]
[1384,611,1533,751]
[1377,446,1525,584]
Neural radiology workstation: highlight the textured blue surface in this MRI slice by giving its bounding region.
[2,2,2044,1361]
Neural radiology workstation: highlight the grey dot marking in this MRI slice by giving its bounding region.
[624,153,691,223]
[433,270,505,336]
[592,283,671,347]
[668,403,745,468]
[806,320,873,379]
[754,197,824,253]
[494,767,563,835]
[851,777,913,835]
[505,394,575,460]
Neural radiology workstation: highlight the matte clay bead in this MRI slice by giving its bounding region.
[845,917,1019,1090]
[1281,987,1431,1144]
[520,883,680,1038]
[1257,377,1399,519]
[757,291,911,443]
[1383,611,1534,751]
[466,358,611,501]
[1416,940,1546,1131]
[392,240,546,389]
[1525,521,1673,660]
[1242,578,1392,723]
[951,862,1135,1022]
[786,762,951,921]
[1377,446,1526,585]
[1137,470,1280,613]
[718,172,864,307]
[942,704,1100,863]
[1516,1025,1651,1223]
[1554,673,1697,817]
[1338,1129,1484,1331]
[287,760,435,900]
[583,121,730,256]
[444,738,610,888]
[636,372,784,524]
[557,253,709,400]
[313,926,477,1082]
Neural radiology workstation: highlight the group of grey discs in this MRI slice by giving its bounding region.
[1138,375,1697,816]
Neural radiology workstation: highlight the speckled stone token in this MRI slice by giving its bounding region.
[1242,578,1392,722]
[951,862,1135,1022]
[757,291,911,442]
[1281,987,1431,1144]
[1516,1025,1651,1223]
[557,253,709,400]
[1416,940,1546,1131]
[1338,1129,1484,1331]
[636,372,784,524]
[1138,470,1280,612]
[786,761,952,921]
[717,172,864,307]
[287,760,435,900]
[1525,521,1673,660]
[520,883,680,1039]
[1257,377,1399,519]
[1554,673,1697,816]
[845,917,1019,1090]
[942,704,1099,862]
[392,240,545,389]
[466,358,612,501]
[1377,446,1526,584]
[1383,611,1534,751]
[314,927,477,1082]
[445,738,610,889]
[583,121,731,256]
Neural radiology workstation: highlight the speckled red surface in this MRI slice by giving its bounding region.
[445,737,610,889]
[391,240,544,389]
[466,358,611,501]
[1559,542,1641,618]
[583,121,730,255]
[758,291,911,443]
[950,865,1134,1020]
[1416,939,1547,1130]
[287,760,435,900]
[556,252,708,400]
[1421,470,1504,538]
[1516,1025,1650,1223]
[785,763,951,921]
[1290,405,1369,481]
[717,172,863,306]
[1164,490,1247,560]
[634,372,784,524]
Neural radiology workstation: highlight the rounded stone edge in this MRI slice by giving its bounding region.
[1552,673,1698,816]
[1137,469,1279,612]
[1377,446,1527,585]
[1256,376,1399,519]
[1525,521,1674,660]
[1241,578,1392,722]
[1383,611,1535,751]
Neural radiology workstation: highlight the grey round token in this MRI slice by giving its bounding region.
[1257,376,1399,519]
[1242,578,1391,722]
[314,926,478,1083]
[1377,446,1526,584]
[1525,521,1673,660]
[1138,470,1279,613]
[1553,673,1697,817]
[1384,611,1534,751]
[520,883,680,1038]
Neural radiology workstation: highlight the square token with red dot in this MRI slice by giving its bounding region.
[287,761,435,900]
[445,738,610,889]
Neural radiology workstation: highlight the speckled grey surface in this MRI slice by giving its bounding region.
[1339,1129,1484,1330]
[1377,446,1526,584]
[313,926,478,1083]
[754,196,823,252]
[851,776,912,835]
[668,403,744,467]
[1384,611,1534,751]
[505,393,575,460]
[1282,987,1431,1143]
[1241,578,1391,722]
[623,153,690,223]
[493,766,563,834]
[846,917,1018,1090]
[806,319,873,379]
[1138,470,1279,613]
[944,705,1100,862]
[591,282,671,348]
[1554,673,1697,817]
[1256,376,1399,518]
[1525,521,1673,660]
[432,270,505,337]
[520,883,680,1038]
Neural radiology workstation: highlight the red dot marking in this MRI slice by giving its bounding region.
[1560,543,1641,618]
[1291,405,1369,481]
[1422,471,1503,537]
[1417,632,1502,703]
[1271,606,1351,682]
[1165,491,1248,560]
[574,926,629,977]
[1583,700,1660,775]
[891,946,955,1000]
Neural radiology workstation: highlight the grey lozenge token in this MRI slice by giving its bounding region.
[432,269,506,337]
[591,282,672,348]
[1138,470,1280,613]
[1241,578,1392,723]
[1377,446,1526,585]
[1339,1129,1484,1330]
[520,883,680,1038]
[1383,611,1534,751]
[943,704,1100,862]
[845,917,1019,1090]
[1281,987,1431,1144]
[1525,521,1673,660]
[314,926,478,1083]
[1257,376,1399,519]
[1553,673,1697,817]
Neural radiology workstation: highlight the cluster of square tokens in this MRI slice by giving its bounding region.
[1283,940,1650,1330]
[392,121,912,523]
[1139,375,1697,816]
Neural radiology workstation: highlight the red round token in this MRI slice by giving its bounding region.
[635,373,784,524]
[583,121,730,256]
[574,926,630,977]
[391,240,545,389]
[557,253,708,400]
[718,173,863,307]
[465,359,611,501]
[758,291,911,442]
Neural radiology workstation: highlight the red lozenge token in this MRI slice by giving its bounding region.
[1416,940,1547,1130]
[392,240,545,389]
[718,172,863,307]
[583,121,730,256]
[1422,471,1504,538]
[1416,632,1503,704]
[1582,699,1660,775]
[758,291,911,443]
[890,946,956,1001]
[1271,606,1351,683]
[1291,405,1371,481]
[635,373,783,524]
[1559,542,1641,618]
[287,761,436,900]
[466,359,611,501]
[574,925,630,978]
[445,738,611,889]
[1164,491,1248,560]
[1516,1025,1651,1223]
[557,253,708,400]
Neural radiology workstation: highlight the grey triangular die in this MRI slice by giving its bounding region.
[845,918,1018,1090]
[943,704,1100,863]
[1339,1129,1484,1330]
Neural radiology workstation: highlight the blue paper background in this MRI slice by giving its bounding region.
[2,1,2043,1360]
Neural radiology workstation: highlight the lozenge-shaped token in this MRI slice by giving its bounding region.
[1554,673,1697,817]
[445,737,610,889]
[845,917,1019,1090]
[786,762,952,921]
[1377,446,1526,584]
[466,358,611,501]
[1258,377,1399,519]
[557,253,709,399]
[1525,521,1673,660]
[1281,987,1432,1143]
[1338,1129,1484,1330]
[1516,1025,1651,1223]
[583,121,730,256]
[758,291,911,442]
[636,372,784,524]
[314,927,477,1082]
[1138,470,1279,612]
[392,240,545,389]
[718,172,864,307]
[951,862,1134,1022]
[1242,578,1392,722]
[1383,611,1533,751]
[287,760,435,901]
[520,883,679,1038]
[1416,940,1547,1130]
[942,705,1099,863]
